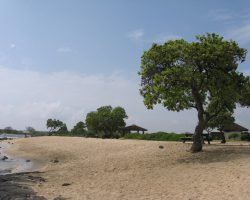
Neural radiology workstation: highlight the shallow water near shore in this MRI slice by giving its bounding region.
[0,142,34,175]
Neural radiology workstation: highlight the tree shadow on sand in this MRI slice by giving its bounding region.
[177,144,250,164]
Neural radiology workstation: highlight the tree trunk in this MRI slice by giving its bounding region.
[191,121,205,153]
[190,87,207,152]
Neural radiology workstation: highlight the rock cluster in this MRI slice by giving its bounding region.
[0,172,46,200]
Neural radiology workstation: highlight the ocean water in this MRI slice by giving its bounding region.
[0,137,33,175]
[0,133,26,139]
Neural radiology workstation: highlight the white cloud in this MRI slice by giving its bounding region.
[127,29,144,40]
[208,9,250,44]
[0,66,200,133]
[208,9,235,21]
[10,44,16,49]
[127,29,181,44]
[0,66,248,133]
[57,47,72,53]
[154,34,182,44]
[226,22,250,44]
[242,69,250,76]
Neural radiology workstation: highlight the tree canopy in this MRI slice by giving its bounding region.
[139,33,250,152]
[71,121,86,135]
[85,105,127,138]
[26,126,36,133]
[46,118,66,134]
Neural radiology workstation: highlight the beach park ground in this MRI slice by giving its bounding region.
[3,136,250,200]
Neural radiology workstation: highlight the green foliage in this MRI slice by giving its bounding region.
[124,132,185,141]
[0,128,23,134]
[240,133,250,141]
[85,131,121,139]
[71,121,86,135]
[85,105,127,138]
[207,110,235,130]
[139,33,250,151]
[3,126,14,133]
[84,130,99,138]
[85,111,99,132]
[228,133,240,140]
[58,123,68,134]
[46,118,67,134]
[139,33,249,113]
[26,126,36,133]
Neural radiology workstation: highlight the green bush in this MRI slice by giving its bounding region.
[83,131,98,138]
[124,132,184,141]
[240,133,250,141]
[228,133,240,140]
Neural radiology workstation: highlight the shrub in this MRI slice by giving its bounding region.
[84,131,99,138]
[228,133,240,140]
[124,132,184,141]
[240,133,250,141]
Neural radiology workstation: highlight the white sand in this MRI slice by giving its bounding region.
[6,136,250,200]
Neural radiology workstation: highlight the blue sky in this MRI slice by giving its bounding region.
[0,0,250,132]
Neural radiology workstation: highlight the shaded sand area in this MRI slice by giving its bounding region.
[4,137,250,200]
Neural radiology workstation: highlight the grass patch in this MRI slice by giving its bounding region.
[124,132,185,141]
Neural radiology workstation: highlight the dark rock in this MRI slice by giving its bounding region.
[26,160,31,162]
[2,156,8,160]
[62,183,71,186]
[159,145,164,149]
[0,172,46,199]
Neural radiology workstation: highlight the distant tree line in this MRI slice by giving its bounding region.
[0,126,49,136]
[46,105,128,138]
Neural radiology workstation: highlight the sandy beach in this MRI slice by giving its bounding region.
[3,136,250,200]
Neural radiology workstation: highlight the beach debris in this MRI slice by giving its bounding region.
[54,195,68,200]
[26,159,31,162]
[1,156,8,160]
[159,145,164,149]
[62,183,71,186]
[50,158,59,163]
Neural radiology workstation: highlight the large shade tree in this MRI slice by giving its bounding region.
[139,33,250,152]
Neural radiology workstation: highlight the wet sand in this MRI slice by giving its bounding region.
[0,141,47,199]
[0,141,43,175]
[4,137,250,200]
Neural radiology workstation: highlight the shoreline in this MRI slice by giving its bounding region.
[0,139,47,199]
[0,140,44,175]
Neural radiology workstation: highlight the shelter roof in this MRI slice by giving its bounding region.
[122,124,147,131]
[219,122,248,132]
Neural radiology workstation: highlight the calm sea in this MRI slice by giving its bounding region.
[0,134,32,175]
[0,133,26,139]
